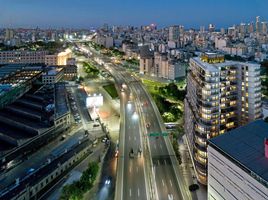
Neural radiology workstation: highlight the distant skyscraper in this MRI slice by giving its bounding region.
[102,23,109,32]
[249,22,254,33]
[239,23,246,34]
[208,24,215,32]
[168,25,180,41]
[200,26,205,33]
[184,53,262,185]
[262,21,268,34]
[5,28,14,41]
[220,28,225,35]
[256,16,261,33]
[179,25,184,34]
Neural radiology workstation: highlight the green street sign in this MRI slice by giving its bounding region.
[148,132,168,137]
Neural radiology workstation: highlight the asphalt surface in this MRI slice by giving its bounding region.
[113,71,148,200]
[133,82,183,200]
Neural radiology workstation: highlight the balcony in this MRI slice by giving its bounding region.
[194,130,207,139]
[194,141,207,152]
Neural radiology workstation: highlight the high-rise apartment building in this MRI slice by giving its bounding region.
[256,16,261,33]
[262,21,268,34]
[184,53,262,185]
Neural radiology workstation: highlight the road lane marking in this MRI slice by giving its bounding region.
[138,188,140,197]
[129,167,132,173]
[157,160,160,166]
[129,136,131,141]
[136,167,138,173]
[134,136,136,141]
[162,179,165,186]
[170,179,173,187]
[129,189,132,197]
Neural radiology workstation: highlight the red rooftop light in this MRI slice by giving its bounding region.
[265,138,268,158]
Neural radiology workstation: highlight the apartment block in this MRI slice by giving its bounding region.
[184,53,262,185]
[0,49,72,66]
[0,51,48,65]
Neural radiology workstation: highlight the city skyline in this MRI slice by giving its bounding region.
[1,0,268,28]
[1,1,268,200]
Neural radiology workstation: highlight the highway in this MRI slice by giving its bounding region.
[113,70,148,200]
[74,42,190,200]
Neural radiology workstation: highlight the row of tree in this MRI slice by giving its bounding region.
[83,61,100,78]
[61,162,99,200]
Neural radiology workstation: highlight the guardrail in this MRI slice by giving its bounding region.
[139,83,192,200]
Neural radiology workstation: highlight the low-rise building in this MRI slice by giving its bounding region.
[42,67,64,84]
[45,49,72,66]
[208,120,268,200]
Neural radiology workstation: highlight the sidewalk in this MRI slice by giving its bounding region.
[178,135,207,200]
[44,143,106,200]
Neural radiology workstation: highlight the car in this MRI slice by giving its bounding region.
[146,123,150,128]
[129,148,134,158]
[189,184,199,192]
[101,137,108,143]
[93,123,100,127]
[105,177,112,185]
[143,101,148,106]
[122,83,127,89]
[26,168,35,174]
[74,116,81,121]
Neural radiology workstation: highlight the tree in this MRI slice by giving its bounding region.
[265,117,268,123]
[60,162,99,200]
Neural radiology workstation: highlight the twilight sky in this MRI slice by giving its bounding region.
[0,0,268,29]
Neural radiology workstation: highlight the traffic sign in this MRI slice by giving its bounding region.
[148,132,168,137]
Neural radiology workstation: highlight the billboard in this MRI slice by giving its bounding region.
[86,94,103,108]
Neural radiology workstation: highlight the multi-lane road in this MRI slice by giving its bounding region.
[75,42,191,200]
[112,69,148,200]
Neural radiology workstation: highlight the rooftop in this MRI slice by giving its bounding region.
[55,83,69,118]
[209,120,268,185]
[191,56,260,72]
[0,64,25,79]
[44,66,63,76]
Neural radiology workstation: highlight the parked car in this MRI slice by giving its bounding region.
[189,184,199,192]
